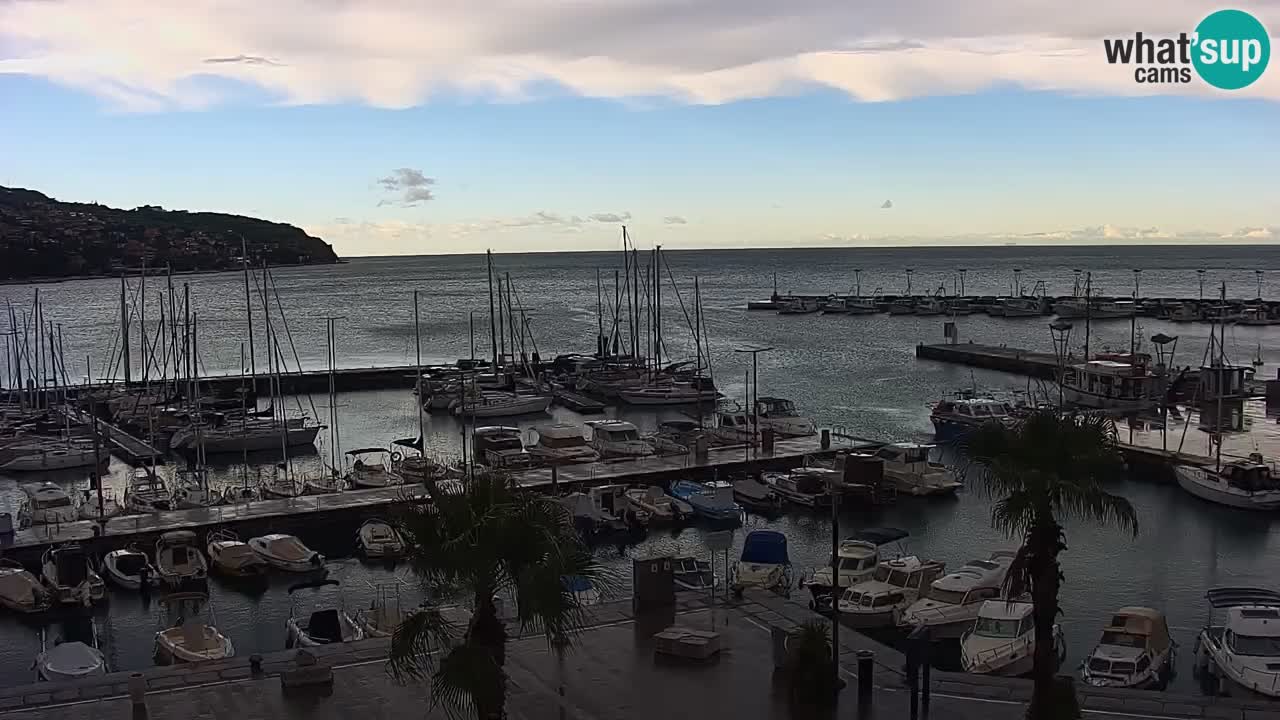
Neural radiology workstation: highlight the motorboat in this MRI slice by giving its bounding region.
[102,547,160,591]
[1000,297,1042,317]
[259,468,301,499]
[874,443,961,496]
[0,439,105,472]
[171,468,222,509]
[710,410,755,445]
[40,544,106,606]
[1175,454,1280,511]
[348,448,399,488]
[222,481,260,504]
[17,482,79,528]
[472,426,533,470]
[1194,587,1280,698]
[286,580,365,648]
[887,298,916,315]
[624,486,691,524]
[944,298,973,315]
[169,417,321,454]
[0,559,51,613]
[1081,607,1176,690]
[154,530,209,586]
[673,556,716,591]
[125,467,172,513]
[301,469,346,495]
[526,424,599,465]
[356,519,406,559]
[805,528,909,609]
[961,600,1064,676]
[248,533,324,572]
[915,297,946,316]
[352,582,409,638]
[762,469,833,509]
[559,484,648,536]
[1169,302,1200,323]
[777,298,820,314]
[585,420,654,459]
[1060,359,1159,413]
[898,552,1017,639]
[154,592,235,664]
[77,488,123,520]
[844,297,879,315]
[837,556,946,628]
[730,530,793,597]
[732,474,784,514]
[930,396,1017,441]
[669,480,743,526]
[618,382,718,406]
[36,620,106,681]
[206,529,269,578]
[645,420,705,456]
[451,391,552,418]
[753,397,817,437]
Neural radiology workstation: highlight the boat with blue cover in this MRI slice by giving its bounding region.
[731,530,793,597]
[669,480,743,526]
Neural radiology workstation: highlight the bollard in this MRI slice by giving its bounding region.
[906,640,920,720]
[250,654,263,676]
[919,628,932,716]
[128,672,147,719]
[855,649,874,710]
[820,429,831,450]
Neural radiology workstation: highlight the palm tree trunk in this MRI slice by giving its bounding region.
[1028,513,1065,720]
[469,592,508,720]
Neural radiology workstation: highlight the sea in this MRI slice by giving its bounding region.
[2,244,1280,691]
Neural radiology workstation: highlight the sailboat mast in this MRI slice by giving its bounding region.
[1215,283,1226,472]
[120,277,131,385]
[694,276,703,429]
[1083,272,1092,360]
[242,236,256,384]
[414,290,425,453]
[596,268,604,356]
[89,356,104,518]
[140,260,147,384]
[486,250,498,374]
[655,245,662,370]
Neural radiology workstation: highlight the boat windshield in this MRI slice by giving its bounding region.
[1100,630,1146,648]
[924,587,967,605]
[838,556,874,572]
[974,616,1022,638]
[1088,657,1136,675]
[540,434,587,449]
[1230,633,1280,657]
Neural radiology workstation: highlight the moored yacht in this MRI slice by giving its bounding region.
[526,424,598,464]
[18,482,79,528]
[1175,454,1280,511]
[472,426,532,470]
[961,600,1064,676]
[125,467,172,513]
[874,443,961,496]
[248,534,324,573]
[1195,587,1280,698]
[0,438,106,472]
[754,397,817,437]
[804,528,908,608]
[207,529,269,578]
[669,480,743,526]
[618,382,718,406]
[1081,607,1175,690]
[898,552,1017,639]
[930,395,1017,441]
[1060,359,1159,413]
[170,417,320,454]
[286,580,364,648]
[837,555,946,628]
[155,530,208,587]
[762,468,832,508]
[586,420,654,459]
[450,391,552,418]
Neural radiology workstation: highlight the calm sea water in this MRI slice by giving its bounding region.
[2,245,1280,692]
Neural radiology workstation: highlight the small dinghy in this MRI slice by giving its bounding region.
[102,547,160,591]
[356,519,406,559]
[0,559,51,613]
[285,580,364,648]
[249,534,324,572]
[206,529,269,578]
[171,468,222,509]
[155,530,209,587]
[41,544,105,606]
[673,556,716,591]
[154,592,235,664]
[259,469,301,499]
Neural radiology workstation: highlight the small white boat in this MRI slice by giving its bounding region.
[259,469,301,499]
[1082,607,1175,690]
[624,486,691,524]
[17,482,79,528]
[206,529,269,578]
[154,592,235,664]
[352,582,410,638]
[899,552,1017,639]
[171,468,222,509]
[1175,455,1280,510]
[41,544,106,606]
[732,474,784,514]
[730,530,793,597]
[286,580,364,648]
[805,528,909,606]
[472,426,533,470]
[1195,587,1280,698]
[302,470,346,495]
[125,467,172,513]
[762,469,832,509]
[837,556,946,628]
[710,410,755,445]
[1,439,105,472]
[451,391,552,418]
[356,519,406,559]
[0,559,51,613]
[222,482,259,504]
[102,547,160,591]
[585,420,654,459]
[754,397,817,437]
[36,640,106,681]
[348,448,399,488]
[526,424,599,465]
[874,443,961,496]
[961,600,1064,676]
[77,489,123,520]
[248,533,324,572]
[673,556,716,591]
[155,530,209,586]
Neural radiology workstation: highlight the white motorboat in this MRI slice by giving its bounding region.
[559,484,648,535]
[1195,587,1280,698]
[673,556,716,591]
[154,592,235,664]
[356,519,406,559]
[1060,359,1159,413]
[585,420,654,459]
[170,418,320,454]
[753,397,817,437]
[899,552,1017,639]
[125,467,173,513]
[302,470,346,495]
[248,533,324,572]
[874,443,961,496]
[1,439,105,472]
[352,585,471,639]
[451,391,552,418]
[732,474,784,514]
[77,489,123,520]
[206,529,269,578]
[155,530,209,586]
[710,410,755,445]
[762,469,832,509]
[102,547,160,590]
[961,600,1064,676]
[285,580,365,648]
[472,426,532,470]
[730,530,793,597]
[527,424,599,465]
[805,528,909,606]
[348,448,399,488]
[837,556,946,628]
[40,544,105,606]
[17,482,79,528]
[618,382,718,406]
[1082,607,1176,690]
[624,486,691,524]
[171,468,222,509]
[1175,455,1280,511]
[36,638,106,681]
[0,559,51,613]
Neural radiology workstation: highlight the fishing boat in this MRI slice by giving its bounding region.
[837,555,946,628]
[929,395,1017,441]
[472,426,532,470]
[762,469,833,508]
[731,474,784,514]
[248,533,324,572]
[526,424,599,464]
[804,528,909,609]
[669,480,743,526]
[171,468,222,509]
[1194,587,1280,698]
[1000,297,1042,317]
[623,486,690,524]
[77,489,123,520]
[754,397,817,437]
[259,468,301,499]
[887,298,916,315]
[730,530,793,597]
[40,544,105,606]
[301,469,346,495]
[348,448,399,488]
[0,559,51,613]
[155,530,209,586]
[1059,359,1159,413]
[36,619,106,681]
[1175,454,1280,511]
[874,443,962,496]
[450,391,552,418]
[154,592,235,664]
[898,552,1017,639]
[585,420,654,458]
[673,556,716,591]
[206,529,269,578]
[777,298,820,314]
[125,467,172,513]
[961,600,1065,677]
[285,580,364,648]
[356,519,406,559]
[17,482,79,528]
[1081,607,1175,690]
[102,547,160,591]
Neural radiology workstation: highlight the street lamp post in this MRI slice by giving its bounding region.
[1049,320,1073,408]
[734,346,773,458]
[1197,269,1206,301]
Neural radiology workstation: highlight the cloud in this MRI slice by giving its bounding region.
[376,167,436,207]
[880,200,893,209]
[3,1,1277,111]
[663,216,688,224]
[587,212,631,223]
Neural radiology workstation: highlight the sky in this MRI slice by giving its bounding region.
[1,0,1278,257]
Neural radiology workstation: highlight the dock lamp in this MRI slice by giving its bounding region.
[1049,320,1073,408]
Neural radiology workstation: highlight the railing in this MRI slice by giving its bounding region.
[964,635,1032,668]
[1231,661,1280,695]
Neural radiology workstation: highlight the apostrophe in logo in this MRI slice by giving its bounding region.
[1191,9,1270,90]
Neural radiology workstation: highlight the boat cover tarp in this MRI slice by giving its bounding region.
[563,575,594,593]
[1206,586,1280,608]
[850,527,909,546]
[741,531,789,565]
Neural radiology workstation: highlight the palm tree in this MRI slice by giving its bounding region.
[957,409,1138,720]
[388,474,612,719]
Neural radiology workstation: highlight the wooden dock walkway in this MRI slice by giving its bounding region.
[552,389,606,413]
[60,408,164,465]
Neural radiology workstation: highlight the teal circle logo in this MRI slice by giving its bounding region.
[1192,9,1270,90]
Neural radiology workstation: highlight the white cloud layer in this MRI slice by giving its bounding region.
[2,0,1278,110]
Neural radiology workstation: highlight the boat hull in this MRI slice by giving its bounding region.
[1175,465,1280,510]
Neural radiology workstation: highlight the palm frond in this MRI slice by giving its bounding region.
[387,605,460,682]
[428,641,505,720]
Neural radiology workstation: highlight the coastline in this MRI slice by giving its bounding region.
[0,258,346,287]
